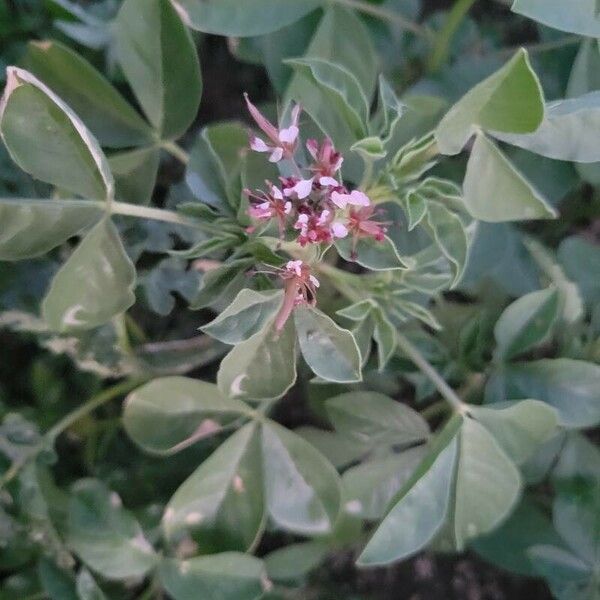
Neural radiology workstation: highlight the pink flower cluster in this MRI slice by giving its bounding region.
[244,94,388,256]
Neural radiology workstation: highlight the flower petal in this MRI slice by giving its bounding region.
[331,222,349,238]
[244,93,279,143]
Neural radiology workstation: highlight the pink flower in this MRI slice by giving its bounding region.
[283,177,314,200]
[331,189,371,210]
[346,205,389,258]
[274,260,320,331]
[306,138,344,177]
[246,184,292,237]
[245,93,301,163]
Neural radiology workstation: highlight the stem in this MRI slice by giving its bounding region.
[421,399,450,420]
[427,0,478,73]
[396,330,467,414]
[329,0,432,38]
[0,378,146,489]
[110,201,205,229]
[161,140,190,165]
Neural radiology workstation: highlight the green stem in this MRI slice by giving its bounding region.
[110,201,206,229]
[329,0,432,38]
[427,0,478,73]
[0,378,146,489]
[421,399,450,420]
[160,140,190,165]
[396,330,467,414]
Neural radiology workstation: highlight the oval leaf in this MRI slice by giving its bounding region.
[42,219,136,333]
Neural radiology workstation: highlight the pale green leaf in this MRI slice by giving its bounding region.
[115,0,202,139]
[42,219,136,333]
[159,553,268,600]
[110,147,159,205]
[67,479,158,580]
[163,423,264,554]
[24,40,152,148]
[217,318,297,401]
[436,49,544,155]
[123,376,251,455]
[265,541,328,582]
[261,420,341,535]
[76,569,107,600]
[0,67,113,200]
[170,0,321,36]
[494,288,559,360]
[463,133,557,222]
[512,0,600,37]
[201,289,283,344]
[0,198,102,261]
[335,235,407,271]
[294,306,361,383]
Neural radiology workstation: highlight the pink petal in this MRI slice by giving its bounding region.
[306,139,319,160]
[331,222,348,238]
[269,147,284,163]
[331,191,349,209]
[284,201,292,214]
[271,185,283,200]
[309,275,320,288]
[319,176,339,187]
[348,190,371,207]
[290,103,302,128]
[250,136,270,152]
[244,93,279,143]
[279,125,299,145]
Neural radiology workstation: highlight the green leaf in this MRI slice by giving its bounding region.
[38,558,78,600]
[436,49,544,155]
[163,423,264,554]
[261,420,341,535]
[0,198,102,261]
[159,553,268,600]
[76,569,107,600]
[326,392,429,447]
[372,308,397,371]
[42,219,136,333]
[342,447,428,520]
[494,288,559,360]
[424,201,468,285]
[473,497,564,577]
[294,306,362,383]
[201,289,283,344]
[265,541,328,582]
[123,376,251,455]
[451,418,521,549]
[335,235,407,271]
[217,318,297,401]
[67,479,158,580]
[115,0,202,140]
[493,92,600,163]
[170,0,321,36]
[558,236,600,307]
[486,359,600,428]
[110,147,159,205]
[286,57,369,140]
[190,259,254,309]
[469,400,558,465]
[351,136,387,161]
[358,419,460,565]
[463,133,557,222]
[512,0,600,37]
[0,67,113,200]
[24,40,152,148]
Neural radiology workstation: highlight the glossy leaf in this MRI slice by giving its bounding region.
[494,288,559,360]
[217,318,297,401]
[261,420,341,535]
[486,359,600,428]
[469,400,558,465]
[170,0,321,36]
[123,377,251,455]
[42,219,136,333]
[201,289,283,344]
[163,423,264,554]
[0,67,113,200]
[67,479,158,580]
[115,0,202,139]
[326,392,429,447]
[0,198,102,261]
[512,0,600,37]
[436,49,544,155]
[159,553,268,600]
[463,133,557,222]
[24,40,152,148]
[294,306,362,383]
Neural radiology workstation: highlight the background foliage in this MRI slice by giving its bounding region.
[0,1,599,599]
